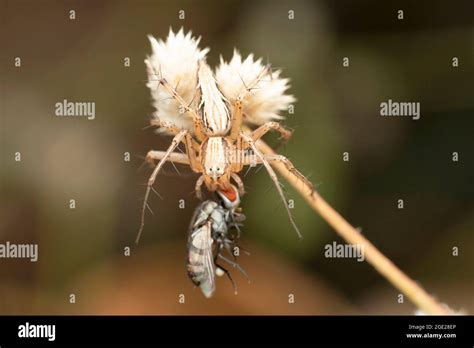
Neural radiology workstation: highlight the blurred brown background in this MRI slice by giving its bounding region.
[0,0,473,314]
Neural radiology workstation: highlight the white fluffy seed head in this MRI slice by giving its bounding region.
[215,50,296,126]
[145,29,295,131]
[145,28,209,132]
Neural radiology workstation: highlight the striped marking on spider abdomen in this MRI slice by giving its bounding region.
[197,60,231,135]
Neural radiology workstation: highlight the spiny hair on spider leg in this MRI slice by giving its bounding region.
[150,186,164,200]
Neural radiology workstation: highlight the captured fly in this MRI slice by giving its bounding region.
[186,185,248,298]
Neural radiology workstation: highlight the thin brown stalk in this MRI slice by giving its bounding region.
[256,139,452,315]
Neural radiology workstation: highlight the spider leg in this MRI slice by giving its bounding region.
[229,65,271,141]
[149,119,202,173]
[184,133,203,173]
[238,64,271,99]
[195,174,206,200]
[242,134,302,239]
[264,154,314,193]
[149,119,182,135]
[251,121,292,144]
[230,173,245,196]
[145,60,206,141]
[229,99,243,140]
[136,130,188,244]
[148,119,203,175]
[145,150,190,166]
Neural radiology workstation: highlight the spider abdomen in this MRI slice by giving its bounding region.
[197,60,231,136]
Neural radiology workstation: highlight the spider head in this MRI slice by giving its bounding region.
[203,170,231,192]
[205,163,226,180]
[202,137,231,188]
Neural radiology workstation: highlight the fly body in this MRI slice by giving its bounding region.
[186,185,247,297]
[186,209,217,298]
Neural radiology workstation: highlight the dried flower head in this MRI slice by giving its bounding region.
[215,50,296,126]
[145,28,295,130]
[145,28,209,131]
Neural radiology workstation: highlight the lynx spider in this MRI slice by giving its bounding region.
[136,59,313,243]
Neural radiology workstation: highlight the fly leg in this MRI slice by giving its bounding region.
[226,241,250,258]
[218,254,250,283]
[227,212,245,239]
[223,240,239,261]
[229,219,242,239]
[215,261,238,295]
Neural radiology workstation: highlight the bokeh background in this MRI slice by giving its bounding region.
[1,0,473,314]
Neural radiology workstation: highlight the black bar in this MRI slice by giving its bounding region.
[0,315,471,346]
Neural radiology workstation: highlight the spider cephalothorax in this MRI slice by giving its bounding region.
[136,28,313,242]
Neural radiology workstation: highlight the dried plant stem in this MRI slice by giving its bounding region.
[256,139,452,315]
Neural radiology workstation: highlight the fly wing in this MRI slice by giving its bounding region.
[201,222,216,297]
[198,222,216,298]
[145,28,209,133]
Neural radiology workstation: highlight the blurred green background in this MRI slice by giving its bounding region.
[0,0,472,314]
